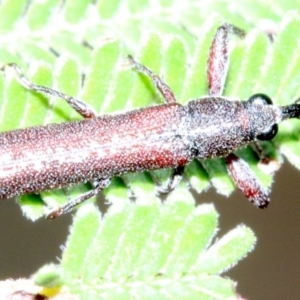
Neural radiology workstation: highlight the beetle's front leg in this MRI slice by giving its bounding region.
[207,23,245,96]
[251,141,281,174]
[156,166,185,194]
[225,153,269,208]
[207,25,270,207]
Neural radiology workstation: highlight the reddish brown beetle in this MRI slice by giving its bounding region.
[1,24,299,218]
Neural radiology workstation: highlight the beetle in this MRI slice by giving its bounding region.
[1,24,299,219]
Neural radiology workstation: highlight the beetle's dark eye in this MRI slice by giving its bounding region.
[257,124,278,141]
[248,93,273,105]
[248,94,278,140]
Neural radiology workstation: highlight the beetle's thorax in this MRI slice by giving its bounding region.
[185,97,280,159]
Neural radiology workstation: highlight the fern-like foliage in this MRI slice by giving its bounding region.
[0,0,300,298]
[33,193,255,299]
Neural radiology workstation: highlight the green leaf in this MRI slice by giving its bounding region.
[164,37,187,100]
[49,57,82,122]
[193,225,256,274]
[33,263,62,288]
[0,0,27,31]
[34,194,255,299]
[63,0,90,23]
[81,41,122,112]
[61,202,101,281]
[130,34,163,108]
[97,0,121,19]
[26,0,58,30]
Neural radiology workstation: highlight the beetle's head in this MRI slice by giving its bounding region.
[245,94,279,141]
[245,93,300,141]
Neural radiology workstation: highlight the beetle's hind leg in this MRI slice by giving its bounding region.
[128,56,186,194]
[1,63,96,119]
[46,178,111,219]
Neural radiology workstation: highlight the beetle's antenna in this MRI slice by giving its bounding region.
[280,103,300,120]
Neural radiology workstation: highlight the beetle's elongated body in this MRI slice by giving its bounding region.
[1,23,300,218]
[0,97,282,199]
[0,103,190,197]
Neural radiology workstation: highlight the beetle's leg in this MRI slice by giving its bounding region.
[207,25,268,207]
[225,153,269,208]
[156,166,185,194]
[128,55,177,104]
[128,56,185,193]
[1,63,96,119]
[250,141,280,174]
[207,23,245,96]
[251,141,271,164]
[47,178,111,219]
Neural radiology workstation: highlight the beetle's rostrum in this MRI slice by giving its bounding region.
[1,23,299,219]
